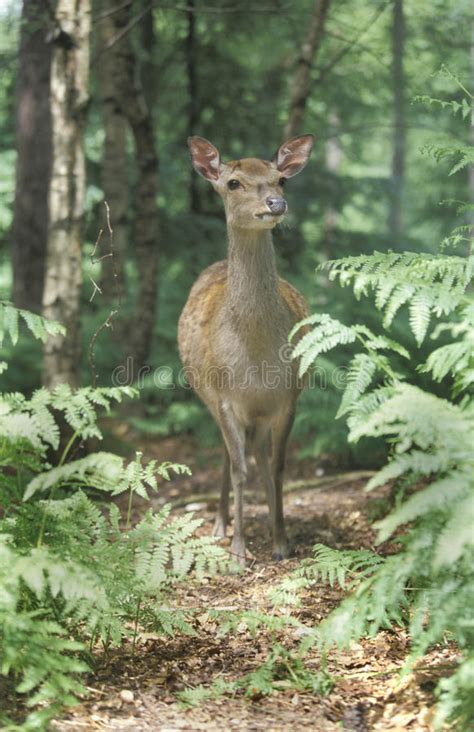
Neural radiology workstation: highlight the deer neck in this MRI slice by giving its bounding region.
[226,227,283,326]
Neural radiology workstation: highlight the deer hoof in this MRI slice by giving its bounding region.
[272,541,290,561]
[213,517,227,538]
[230,536,247,568]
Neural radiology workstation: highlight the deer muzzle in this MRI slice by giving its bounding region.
[265,196,287,216]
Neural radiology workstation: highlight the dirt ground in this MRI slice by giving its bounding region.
[50,428,459,732]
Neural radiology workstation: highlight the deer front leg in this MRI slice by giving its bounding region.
[217,402,247,567]
[213,447,230,538]
[269,408,295,560]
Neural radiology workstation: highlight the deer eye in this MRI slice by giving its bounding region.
[278,177,286,187]
[227,179,241,190]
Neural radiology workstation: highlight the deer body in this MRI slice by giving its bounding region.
[178,136,314,565]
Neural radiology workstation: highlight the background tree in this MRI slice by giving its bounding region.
[388,0,406,248]
[97,1,129,299]
[10,0,52,313]
[284,0,331,140]
[98,0,159,370]
[185,0,200,213]
[42,0,91,388]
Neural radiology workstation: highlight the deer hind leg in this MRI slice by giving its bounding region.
[252,424,275,528]
[253,421,288,561]
[217,402,247,567]
[213,446,230,538]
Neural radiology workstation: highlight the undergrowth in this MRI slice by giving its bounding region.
[0,302,230,730]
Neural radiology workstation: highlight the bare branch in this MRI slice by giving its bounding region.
[87,202,122,387]
[317,0,392,84]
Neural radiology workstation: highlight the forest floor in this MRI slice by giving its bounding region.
[51,424,458,732]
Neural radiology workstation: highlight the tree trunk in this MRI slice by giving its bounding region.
[186,0,200,213]
[11,0,52,313]
[388,0,405,248]
[140,0,157,114]
[42,0,91,388]
[98,1,129,300]
[323,112,342,260]
[109,2,160,369]
[284,0,330,140]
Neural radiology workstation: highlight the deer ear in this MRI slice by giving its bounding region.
[188,136,221,181]
[272,134,314,178]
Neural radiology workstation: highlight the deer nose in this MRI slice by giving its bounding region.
[265,196,287,215]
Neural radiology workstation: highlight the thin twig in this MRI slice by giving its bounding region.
[155,2,292,13]
[87,201,122,387]
[94,0,293,57]
[325,29,389,69]
[317,0,392,84]
[98,1,154,56]
[94,0,133,23]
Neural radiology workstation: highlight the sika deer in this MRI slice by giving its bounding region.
[178,135,314,566]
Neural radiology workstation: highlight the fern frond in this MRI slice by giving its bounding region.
[0,301,65,347]
[321,252,472,343]
[291,314,356,377]
[432,496,474,568]
[24,452,125,500]
[336,354,377,419]
[375,471,472,543]
[408,291,432,345]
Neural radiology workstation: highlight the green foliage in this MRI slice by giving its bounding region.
[178,643,333,707]
[420,302,474,395]
[285,93,474,728]
[0,308,230,729]
[0,300,65,347]
[434,655,474,730]
[269,544,384,610]
[177,677,238,708]
[319,251,472,345]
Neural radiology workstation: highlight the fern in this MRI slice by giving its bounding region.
[0,301,65,348]
[285,89,474,729]
[24,452,125,500]
[268,544,383,610]
[434,655,474,730]
[0,305,229,727]
[290,313,357,377]
[336,354,377,418]
[420,301,474,395]
[178,644,333,708]
[178,677,238,708]
[320,251,472,344]
[432,496,474,568]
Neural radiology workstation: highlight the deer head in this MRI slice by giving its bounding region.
[187,135,314,230]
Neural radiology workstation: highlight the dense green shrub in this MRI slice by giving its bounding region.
[285,87,474,729]
[0,303,229,730]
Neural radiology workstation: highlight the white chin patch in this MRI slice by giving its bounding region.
[256,214,282,223]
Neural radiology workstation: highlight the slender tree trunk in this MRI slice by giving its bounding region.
[109,3,160,369]
[186,0,200,212]
[323,112,342,260]
[11,0,52,313]
[98,2,129,299]
[42,0,91,388]
[140,0,156,113]
[284,0,330,140]
[388,0,405,248]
